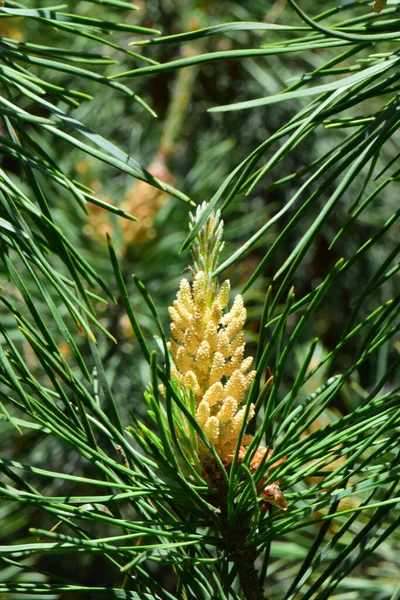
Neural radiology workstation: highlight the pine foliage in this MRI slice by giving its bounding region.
[0,1,399,599]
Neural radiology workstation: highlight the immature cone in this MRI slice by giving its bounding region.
[168,266,256,461]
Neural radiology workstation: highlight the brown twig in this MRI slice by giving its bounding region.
[231,545,264,600]
[210,476,265,600]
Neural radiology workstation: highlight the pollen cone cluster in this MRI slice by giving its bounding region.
[168,271,256,462]
[82,155,171,247]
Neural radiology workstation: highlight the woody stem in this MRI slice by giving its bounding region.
[231,545,264,600]
[216,484,265,600]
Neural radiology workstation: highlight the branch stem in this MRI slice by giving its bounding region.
[232,545,264,600]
